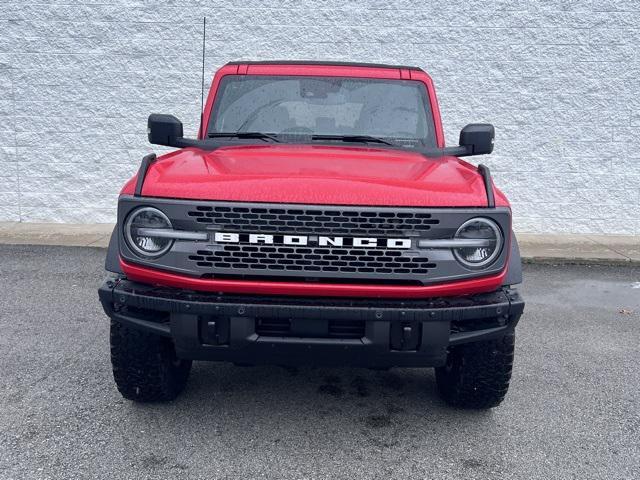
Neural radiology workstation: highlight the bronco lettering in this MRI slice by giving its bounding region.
[214,232,411,249]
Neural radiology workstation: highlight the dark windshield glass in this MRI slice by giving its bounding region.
[208,75,435,147]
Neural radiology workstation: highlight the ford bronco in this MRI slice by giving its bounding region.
[99,61,524,409]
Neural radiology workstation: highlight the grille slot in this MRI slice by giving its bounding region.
[189,246,436,277]
[255,318,291,336]
[328,320,365,339]
[255,318,364,339]
[187,205,439,235]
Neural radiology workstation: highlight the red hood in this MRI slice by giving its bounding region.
[124,144,508,207]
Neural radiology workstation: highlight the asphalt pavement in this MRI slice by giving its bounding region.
[0,245,638,480]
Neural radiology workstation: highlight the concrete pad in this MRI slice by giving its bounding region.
[586,235,640,262]
[516,233,599,246]
[615,246,640,262]
[86,235,112,248]
[517,234,631,264]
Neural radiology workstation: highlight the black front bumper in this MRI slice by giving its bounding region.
[99,279,524,368]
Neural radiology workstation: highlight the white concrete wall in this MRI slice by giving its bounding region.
[1,1,639,234]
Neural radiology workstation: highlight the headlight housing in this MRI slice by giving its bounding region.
[124,207,173,258]
[453,217,503,268]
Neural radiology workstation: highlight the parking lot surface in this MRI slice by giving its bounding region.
[0,245,638,479]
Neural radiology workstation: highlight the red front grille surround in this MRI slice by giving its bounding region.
[120,257,507,299]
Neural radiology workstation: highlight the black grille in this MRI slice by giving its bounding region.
[328,320,365,339]
[120,198,512,286]
[451,317,505,334]
[187,205,439,235]
[188,246,436,276]
[255,318,291,336]
[255,318,365,339]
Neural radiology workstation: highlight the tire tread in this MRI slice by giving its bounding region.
[436,332,515,409]
[110,321,191,402]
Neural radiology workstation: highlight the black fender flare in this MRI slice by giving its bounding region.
[105,225,123,274]
[503,230,523,286]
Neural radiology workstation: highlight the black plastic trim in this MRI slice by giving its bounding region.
[133,153,157,197]
[225,60,423,71]
[99,279,523,367]
[435,145,472,157]
[503,231,523,286]
[449,325,510,346]
[100,280,523,320]
[104,226,123,274]
[477,164,495,208]
[110,310,171,337]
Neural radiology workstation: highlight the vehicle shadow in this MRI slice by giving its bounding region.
[133,361,495,440]
[116,360,504,476]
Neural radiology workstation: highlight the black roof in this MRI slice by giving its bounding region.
[225,60,423,71]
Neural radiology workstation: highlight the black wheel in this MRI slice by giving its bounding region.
[110,321,192,402]
[435,332,515,409]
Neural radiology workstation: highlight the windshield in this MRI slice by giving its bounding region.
[208,75,436,148]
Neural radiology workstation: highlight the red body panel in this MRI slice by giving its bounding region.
[121,144,508,207]
[120,62,511,298]
[120,258,507,299]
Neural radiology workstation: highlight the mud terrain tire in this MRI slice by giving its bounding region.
[110,320,192,402]
[435,332,515,409]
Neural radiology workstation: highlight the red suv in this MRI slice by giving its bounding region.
[99,61,524,409]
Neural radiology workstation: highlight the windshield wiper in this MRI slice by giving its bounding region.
[208,132,280,142]
[311,134,397,146]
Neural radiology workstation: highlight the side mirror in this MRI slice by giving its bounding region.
[148,114,184,147]
[459,123,494,155]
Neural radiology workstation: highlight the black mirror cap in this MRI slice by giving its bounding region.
[459,124,495,155]
[148,114,184,146]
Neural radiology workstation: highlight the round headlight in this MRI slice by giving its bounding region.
[124,207,173,258]
[453,217,503,268]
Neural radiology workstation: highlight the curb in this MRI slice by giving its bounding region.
[521,257,639,267]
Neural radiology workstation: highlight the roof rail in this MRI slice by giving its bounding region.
[225,60,423,71]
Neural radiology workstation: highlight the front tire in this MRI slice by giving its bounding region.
[110,321,192,402]
[435,332,515,409]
